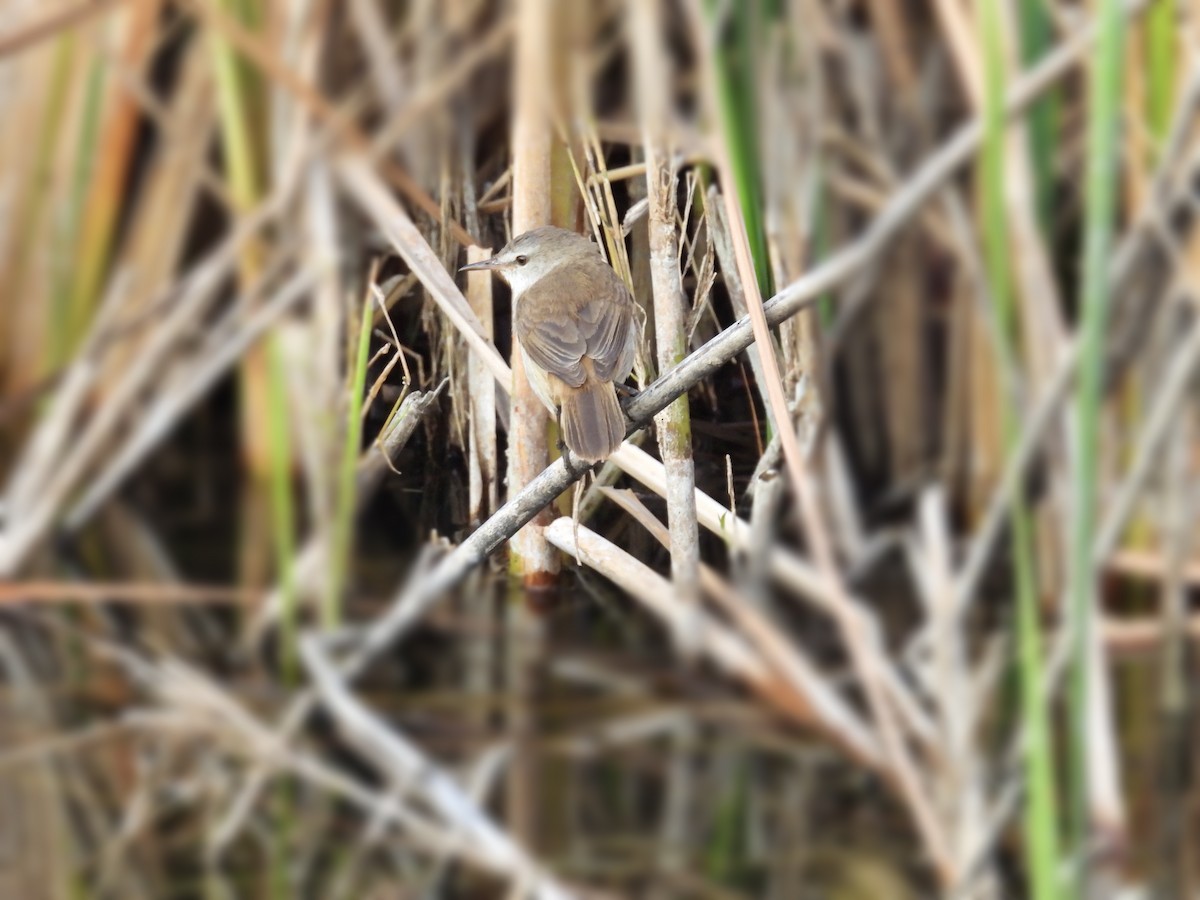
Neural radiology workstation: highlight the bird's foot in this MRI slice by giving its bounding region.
[559,444,588,480]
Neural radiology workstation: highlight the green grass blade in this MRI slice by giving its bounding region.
[981,3,1063,896]
[210,0,262,215]
[53,56,105,367]
[326,294,374,630]
[1069,0,1125,882]
[1144,0,1175,154]
[266,338,297,680]
[706,0,772,298]
[1018,0,1060,235]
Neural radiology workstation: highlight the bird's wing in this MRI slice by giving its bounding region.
[515,274,635,388]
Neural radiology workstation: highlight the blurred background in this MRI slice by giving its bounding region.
[0,0,1197,897]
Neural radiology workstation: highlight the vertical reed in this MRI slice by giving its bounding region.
[1069,0,1127,881]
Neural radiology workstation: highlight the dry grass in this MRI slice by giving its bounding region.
[0,1,1197,897]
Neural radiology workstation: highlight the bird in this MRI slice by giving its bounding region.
[461,226,638,462]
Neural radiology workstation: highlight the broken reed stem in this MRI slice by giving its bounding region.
[631,0,701,631]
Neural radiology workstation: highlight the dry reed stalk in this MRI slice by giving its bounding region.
[965,280,1007,521]
[0,0,125,57]
[177,0,476,246]
[290,161,342,544]
[463,244,500,758]
[759,28,822,460]
[928,0,1007,526]
[630,0,701,629]
[1125,39,1149,210]
[706,186,777,434]
[1094,309,1200,564]
[864,0,917,95]
[549,513,888,777]
[337,157,509,387]
[1102,616,1200,652]
[300,636,574,900]
[930,0,984,104]
[466,245,498,522]
[65,265,318,532]
[955,241,1200,623]
[0,580,259,605]
[879,236,928,485]
[502,0,559,853]
[910,488,996,884]
[0,212,301,576]
[367,18,514,161]
[0,34,77,395]
[824,432,868,564]
[68,0,163,347]
[599,486,882,767]
[125,649,577,896]
[97,39,215,390]
[506,0,556,587]
[1107,549,1200,587]
[0,632,74,899]
[347,0,405,114]
[1070,265,1200,847]
[610,442,939,751]
[542,519,758,681]
[1148,407,1194,896]
[691,4,955,878]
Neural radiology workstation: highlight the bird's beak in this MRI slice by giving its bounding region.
[459,256,503,272]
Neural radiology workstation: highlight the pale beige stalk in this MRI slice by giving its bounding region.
[466,246,499,522]
[508,0,558,585]
[630,0,700,617]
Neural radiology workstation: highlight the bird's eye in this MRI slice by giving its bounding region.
[515,255,529,266]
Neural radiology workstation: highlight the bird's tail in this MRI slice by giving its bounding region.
[560,381,625,462]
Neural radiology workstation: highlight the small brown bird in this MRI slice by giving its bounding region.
[462,227,638,462]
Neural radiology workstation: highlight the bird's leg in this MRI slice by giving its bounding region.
[615,382,641,417]
[554,405,584,480]
[562,449,586,481]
